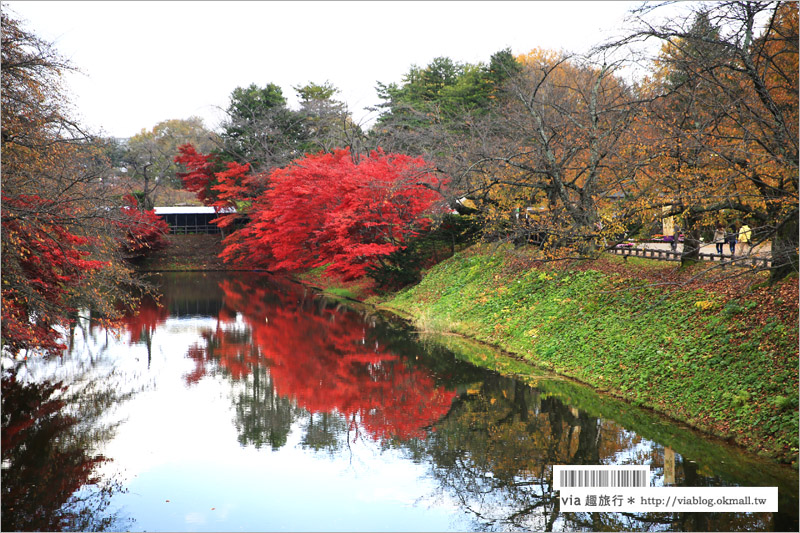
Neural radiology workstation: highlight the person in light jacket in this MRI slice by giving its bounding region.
[713,225,726,255]
[738,223,752,254]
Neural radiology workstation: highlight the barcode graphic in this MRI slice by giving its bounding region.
[553,466,650,489]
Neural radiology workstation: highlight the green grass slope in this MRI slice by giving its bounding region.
[380,247,799,463]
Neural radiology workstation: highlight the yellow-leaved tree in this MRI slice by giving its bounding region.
[617,1,798,280]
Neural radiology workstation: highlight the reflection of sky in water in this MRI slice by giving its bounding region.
[117,438,461,532]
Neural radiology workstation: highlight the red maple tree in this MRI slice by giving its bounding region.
[174,144,258,230]
[218,148,445,279]
[2,13,166,358]
[118,195,169,260]
[173,144,219,205]
[1,195,109,355]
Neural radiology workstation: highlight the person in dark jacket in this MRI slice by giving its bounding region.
[725,226,737,255]
[671,226,680,252]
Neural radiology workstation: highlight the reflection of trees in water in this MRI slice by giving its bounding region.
[412,373,782,532]
[183,276,457,451]
[1,368,135,532]
[118,272,230,368]
[301,411,348,453]
[421,376,563,531]
[232,362,299,450]
[2,312,146,532]
[229,362,370,455]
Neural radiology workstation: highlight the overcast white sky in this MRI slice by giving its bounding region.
[7,1,661,139]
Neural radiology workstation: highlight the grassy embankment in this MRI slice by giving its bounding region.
[376,245,799,464]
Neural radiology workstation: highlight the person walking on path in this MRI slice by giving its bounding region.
[726,226,737,255]
[713,225,726,255]
[738,223,752,255]
[671,226,680,252]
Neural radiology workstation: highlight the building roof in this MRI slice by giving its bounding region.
[153,206,235,215]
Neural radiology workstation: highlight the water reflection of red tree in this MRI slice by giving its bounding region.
[1,375,108,531]
[119,296,168,344]
[186,278,456,441]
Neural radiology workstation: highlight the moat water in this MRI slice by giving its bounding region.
[2,272,796,531]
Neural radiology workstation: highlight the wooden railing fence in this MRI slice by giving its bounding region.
[609,246,772,269]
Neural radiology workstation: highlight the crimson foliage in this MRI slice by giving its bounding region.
[1,195,108,355]
[174,144,253,229]
[118,195,169,260]
[218,148,445,279]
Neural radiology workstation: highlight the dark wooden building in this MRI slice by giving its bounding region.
[153,207,236,234]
